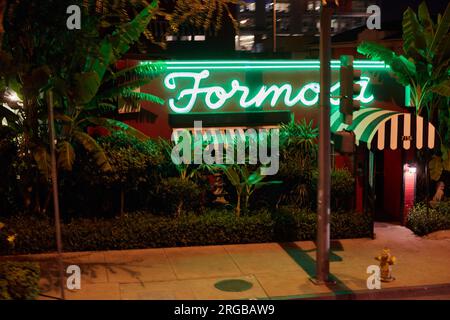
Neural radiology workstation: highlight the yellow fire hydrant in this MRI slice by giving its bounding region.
[375,248,396,282]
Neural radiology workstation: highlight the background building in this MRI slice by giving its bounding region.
[235,0,376,54]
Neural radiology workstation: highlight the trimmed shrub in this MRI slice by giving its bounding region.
[407,203,450,236]
[3,208,373,255]
[0,261,40,300]
[156,178,204,216]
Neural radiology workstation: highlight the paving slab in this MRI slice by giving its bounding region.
[103,248,176,283]
[164,245,242,280]
[120,280,196,300]
[39,283,121,300]
[224,243,303,274]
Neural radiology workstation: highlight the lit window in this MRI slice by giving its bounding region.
[235,35,255,51]
[179,36,192,41]
[239,18,255,27]
[194,35,205,41]
[331,19,338,31]
[275,3,290,13]
[307,1,314,11]
[315,0,321,11]
[240,1,256,12]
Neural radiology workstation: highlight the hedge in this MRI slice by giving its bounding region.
[0,261,40,300]
[407,203,450,236]
[2,208,373,255]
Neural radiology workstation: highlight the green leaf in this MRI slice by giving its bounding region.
[54,114,73,123]
[443,152,450,171]
[73,131,111,171]
[430,2,450,53]
[431,80,450,97]
[247,171,264,185]
[22,66,51,94]
[110,62,166,81]
[221,166,241,187]
[0,105,20,124]
[72,72,101,104]
[119,89,164,105]
[254,180,283,190]
[402,7,427,58]
[434,33,450,69]
[429,155,444,181]
[57,141,75,171]
[87,117,149,141]
[33,146,51,179]
[418,1,434,48]
[357,42,415,86]
[85,1,159,81]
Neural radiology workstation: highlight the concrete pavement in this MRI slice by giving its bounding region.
[3,222,450,300]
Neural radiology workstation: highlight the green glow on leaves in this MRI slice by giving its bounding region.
[164,70,374,113]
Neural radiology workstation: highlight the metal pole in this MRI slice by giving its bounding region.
[47,90,65,300]
[273,0,276,53]
[315,4,332,284]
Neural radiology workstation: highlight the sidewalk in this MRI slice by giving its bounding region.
[4,222,450,300]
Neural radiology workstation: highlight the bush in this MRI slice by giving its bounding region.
[58,132,164,217]
[433,201,450,216]
[310,168,355,211]
[0,126,23,215]
[0,221,16,254]
[407,203,450,236]
[0,261,40,300]
[330,168,355,211]
[156,177,204,216]
[3,208,373,255]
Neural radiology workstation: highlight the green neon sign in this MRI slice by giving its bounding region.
[143,60,390,70]
[163,70,374,113]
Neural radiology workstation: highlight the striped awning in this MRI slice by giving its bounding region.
[331,107,437,150]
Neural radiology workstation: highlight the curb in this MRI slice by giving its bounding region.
[287,283,450,300]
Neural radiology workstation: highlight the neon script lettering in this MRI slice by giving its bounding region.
[164,70,374,113]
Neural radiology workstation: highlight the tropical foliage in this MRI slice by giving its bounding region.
[0,0,166,213]
[276,119,318,208]
[0,0,238,214]
[217,164,281,217]
[358,2,450,181]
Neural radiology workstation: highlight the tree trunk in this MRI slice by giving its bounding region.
[0,0,6,45]
[176,200,183,218]
[236,194,241,218]
[120,188,125,215]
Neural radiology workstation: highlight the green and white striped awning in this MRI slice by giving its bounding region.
[331,107,437,150]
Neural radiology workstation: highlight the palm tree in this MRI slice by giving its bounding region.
[1,0,239,214]
[0,0,163,213]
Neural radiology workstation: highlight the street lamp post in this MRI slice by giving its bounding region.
[47,90,65,300]
[313,1,334,285]
[273,0,277,53]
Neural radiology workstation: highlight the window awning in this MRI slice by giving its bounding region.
[331,107,437,150]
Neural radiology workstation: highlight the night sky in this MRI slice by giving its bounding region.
[378,0,449,22]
